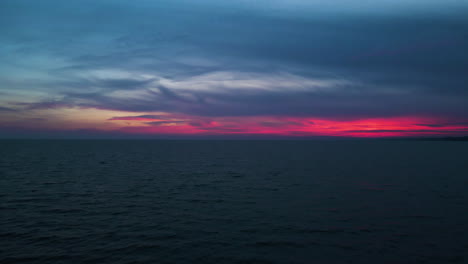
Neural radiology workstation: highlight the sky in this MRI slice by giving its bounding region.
[1,0,468,138]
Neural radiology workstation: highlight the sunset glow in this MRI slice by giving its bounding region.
[1,0,467,138]
[110,115,468,138]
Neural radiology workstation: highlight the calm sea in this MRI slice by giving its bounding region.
[1,140,467,264]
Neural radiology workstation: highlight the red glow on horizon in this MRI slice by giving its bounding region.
[108,115,468,138]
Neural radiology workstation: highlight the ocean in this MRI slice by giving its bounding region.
[1,140,467,263]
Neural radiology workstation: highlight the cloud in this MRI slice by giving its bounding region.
[15,101,72,110]
[1,0,467,137]
[145,121,187,126]
[416,122,468,128]
[10,68,468,120]
[108,115,167,121]
[58,77,155,91]
[105,115,468,138]
[0,106,14,111]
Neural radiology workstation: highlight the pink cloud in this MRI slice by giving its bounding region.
[108,115,468,138]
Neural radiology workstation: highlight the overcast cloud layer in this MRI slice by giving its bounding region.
[1,0,467,137]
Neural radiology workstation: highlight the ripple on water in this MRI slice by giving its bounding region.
[1,140,468,263]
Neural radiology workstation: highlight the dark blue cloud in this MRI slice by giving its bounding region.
[0,106,14,112]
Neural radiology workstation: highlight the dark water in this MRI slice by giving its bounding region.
[1,140,468,264]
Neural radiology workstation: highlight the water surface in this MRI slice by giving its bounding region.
[1,140,467,263]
